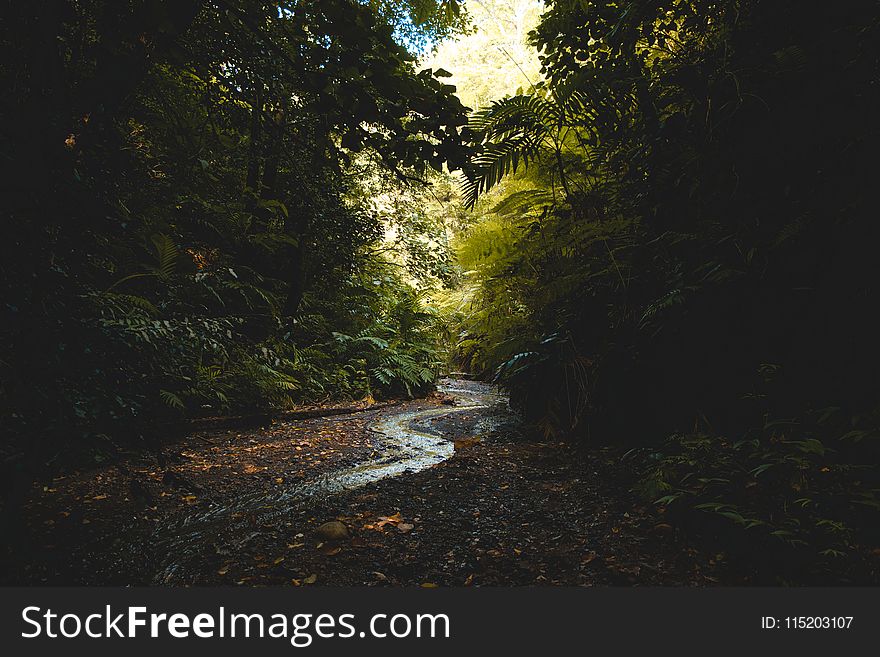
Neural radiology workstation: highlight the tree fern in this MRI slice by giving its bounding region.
[462,92,587,208]
[490,188,555,218]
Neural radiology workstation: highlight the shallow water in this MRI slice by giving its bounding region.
[141,378,507,584]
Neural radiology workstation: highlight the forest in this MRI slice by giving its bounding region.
[1,0,879,586]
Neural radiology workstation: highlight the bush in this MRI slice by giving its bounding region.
[635,405,880,582]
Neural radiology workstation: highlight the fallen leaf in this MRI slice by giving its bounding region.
[376,512,404,528]
[303,574,318,585]
[453,437,480,450]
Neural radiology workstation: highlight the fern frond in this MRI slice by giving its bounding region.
[151,233,178,281]
[462,94,568,208]
[490,189,555,218]
[159,389,185,410]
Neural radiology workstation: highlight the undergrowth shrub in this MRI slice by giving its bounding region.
[634,406,880,582]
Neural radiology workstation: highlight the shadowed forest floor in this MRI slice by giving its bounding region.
[2,381,733,587]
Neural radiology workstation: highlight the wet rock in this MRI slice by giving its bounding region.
[316,520,350,541]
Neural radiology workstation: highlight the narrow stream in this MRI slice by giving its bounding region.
[141,378,507,584]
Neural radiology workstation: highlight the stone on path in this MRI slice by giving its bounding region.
[316,520,350,541]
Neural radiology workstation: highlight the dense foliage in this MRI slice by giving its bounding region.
[0,0,470,464]
[452,0,880,579]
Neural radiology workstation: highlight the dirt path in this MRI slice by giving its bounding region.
[4,379,720,586]
[136,378,510,585]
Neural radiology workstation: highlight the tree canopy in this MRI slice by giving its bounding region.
[0,0,473,456]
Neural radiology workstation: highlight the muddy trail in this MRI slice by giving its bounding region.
[5,378,722,587]
[139,378,508,584]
